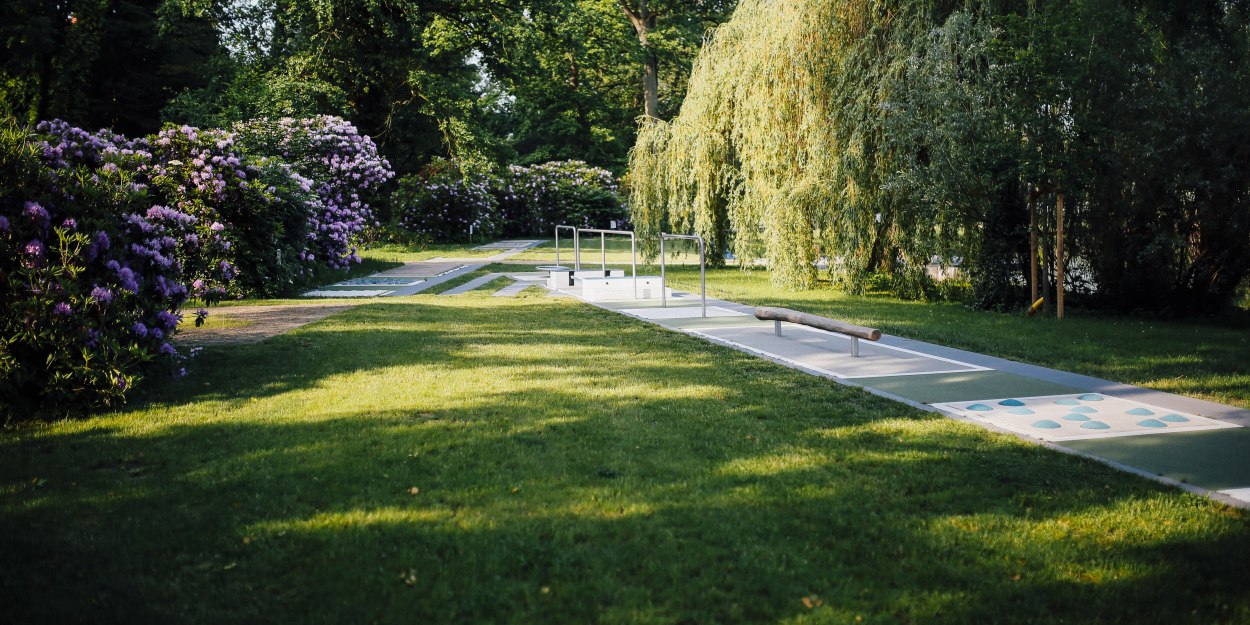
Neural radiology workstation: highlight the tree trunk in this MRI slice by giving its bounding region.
[621,0,661,119]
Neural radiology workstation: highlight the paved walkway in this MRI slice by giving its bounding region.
[302,240,544,298]
[546,281,1250,509]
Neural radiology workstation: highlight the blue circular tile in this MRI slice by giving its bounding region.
[1126,408,1155,416]
[998,399,1025,407]
[1032,420,1063,429]
[1078,394,1105,401]
[1080,421,1111,430]
[1137,419,1168,428]
[1062,413,1091,422]
[1160,414,1191,423]
[1070,406,1097,414]
[1007,407,1035,415]
[1055,399,1080,406]
[966,403,993,412]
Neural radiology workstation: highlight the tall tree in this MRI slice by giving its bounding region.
[1,0,222,134]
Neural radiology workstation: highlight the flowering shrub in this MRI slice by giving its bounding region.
[498,161,626,236]
[3,116,392,419]
[394,161,501,242]
[145,125,313,296]
[234,116,394,268]
[391,160,626,242]
[1,123,197,420]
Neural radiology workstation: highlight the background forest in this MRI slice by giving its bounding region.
[1,0,734,173]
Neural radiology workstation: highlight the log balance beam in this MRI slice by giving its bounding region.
[753,306,882,358]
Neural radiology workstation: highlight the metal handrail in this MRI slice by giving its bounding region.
[575,228,637,298]
[660,233,706,318]
[554,225,576,268]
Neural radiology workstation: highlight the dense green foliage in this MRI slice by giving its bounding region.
[0,0,222,135]
[1,1,732,175]
[393,159,626,242]
[630,0,1250,312]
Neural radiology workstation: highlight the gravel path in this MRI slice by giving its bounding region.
[174,303,361,347]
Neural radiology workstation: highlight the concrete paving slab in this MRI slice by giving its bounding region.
[851,371,1084,404]
[619,306,747,320]
[1064,429,1250,492]
[374,262,468,278]
[492,281,531,297]
[934,393,1238,442]
[692,324,986,379]
[441,272,503,295]
[304,289,393,297]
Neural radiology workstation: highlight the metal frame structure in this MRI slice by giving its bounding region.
[574,228,637,298]
[554,225,576,268]
[660,233,706,318]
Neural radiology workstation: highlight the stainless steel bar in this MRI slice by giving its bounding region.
[554,225,576,268]
[659,233,707,317]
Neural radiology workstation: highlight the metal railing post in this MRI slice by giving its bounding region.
[660,236,667,308]
[659,233,707,318]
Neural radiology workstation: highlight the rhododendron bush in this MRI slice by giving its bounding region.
[0,116,392,420]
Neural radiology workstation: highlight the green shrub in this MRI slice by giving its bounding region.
[394,160,501,243]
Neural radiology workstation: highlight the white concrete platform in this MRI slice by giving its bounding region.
[577,276,669,301]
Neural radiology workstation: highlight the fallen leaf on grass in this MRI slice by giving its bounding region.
[408,487,420,495]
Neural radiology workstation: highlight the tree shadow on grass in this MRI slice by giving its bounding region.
[3,298,1249,624]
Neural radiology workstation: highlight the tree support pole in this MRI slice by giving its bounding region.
[1056,191,1065,320]
[1029,188,1038,305]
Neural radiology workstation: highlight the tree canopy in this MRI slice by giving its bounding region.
[2,0,735,174]
[628,0,1250,312]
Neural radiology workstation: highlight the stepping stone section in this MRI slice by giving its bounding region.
[934,393,1238,441]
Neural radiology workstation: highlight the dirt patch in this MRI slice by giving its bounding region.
[174,303,361,347]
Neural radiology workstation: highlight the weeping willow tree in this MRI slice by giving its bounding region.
[630,0,1250,313]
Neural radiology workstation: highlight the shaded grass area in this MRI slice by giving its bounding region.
[660,267,1250,411]
[2,296,1249,624]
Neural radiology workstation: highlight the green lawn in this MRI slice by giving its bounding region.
[2,294,1248,624]
[659,266,1250,411]
[361,242,503,262]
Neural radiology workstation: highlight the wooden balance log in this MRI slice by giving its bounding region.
[753,306,881,356]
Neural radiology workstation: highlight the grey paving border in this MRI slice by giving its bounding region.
[878,336,1250,427]
[391,264,485,295]
[441,272,503,296]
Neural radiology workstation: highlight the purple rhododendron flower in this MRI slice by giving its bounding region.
[0,216,10,231]
[90,286,113,304]
[62,218,77,230]
[95,231,110,251]
[132,322,148,337]
[156,310,180,330]
[159,343,176,356]
[150,328,164,340]
[53,302,72,316]
[209,221,225,232]
[24,202,50,228]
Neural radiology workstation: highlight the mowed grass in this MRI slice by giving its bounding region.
[660,267,1250,411]
[2,294,1249,624]
[361,242,503,262]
